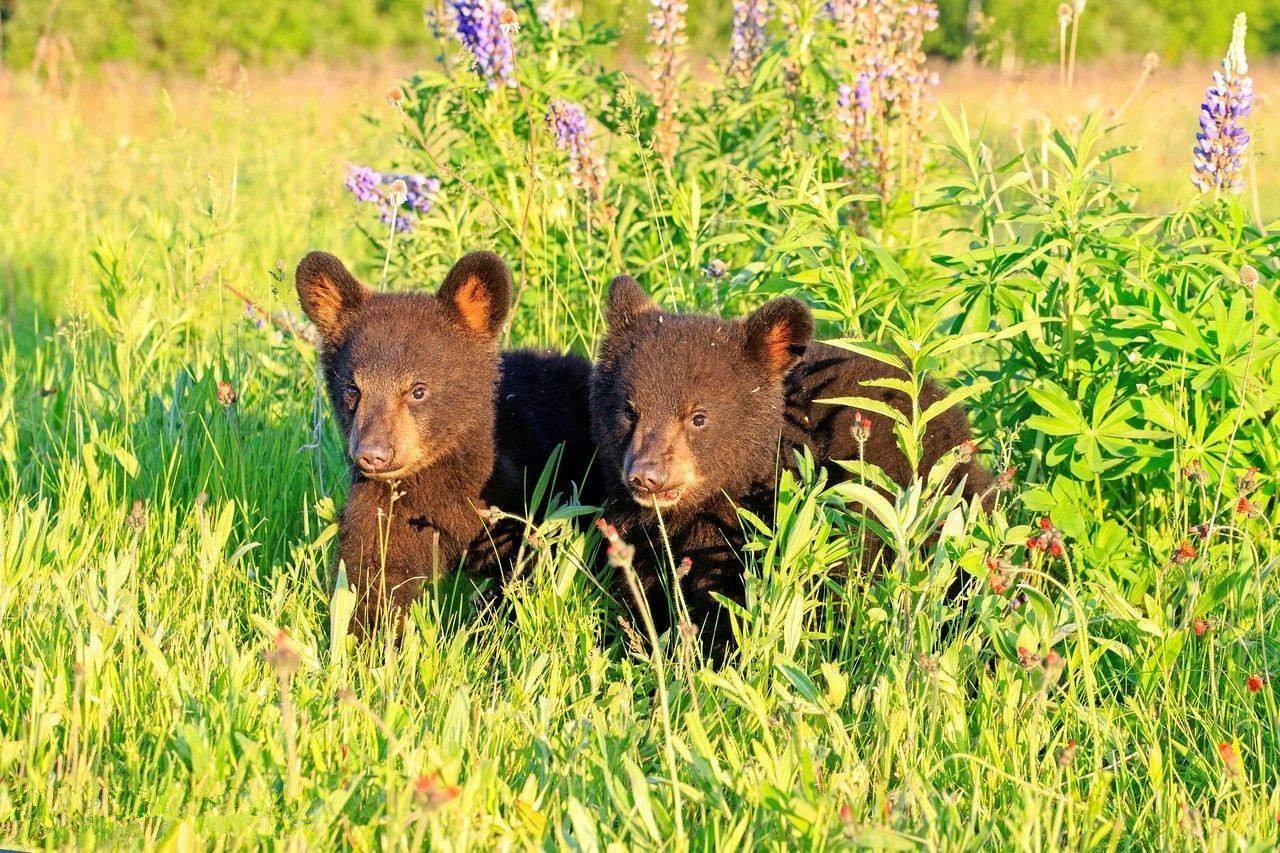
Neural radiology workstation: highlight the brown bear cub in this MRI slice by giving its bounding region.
[296,250,599,636]
[590,275,992,656]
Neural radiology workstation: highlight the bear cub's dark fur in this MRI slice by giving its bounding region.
[589,275,993,656]
[296,250,599,635]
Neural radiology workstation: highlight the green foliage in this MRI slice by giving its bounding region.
[5,0,1280,71]
[2,1,1279,848]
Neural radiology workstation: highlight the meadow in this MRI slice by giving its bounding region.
[1,3,1279,848]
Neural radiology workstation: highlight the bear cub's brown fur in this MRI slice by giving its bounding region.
[589,275,992,656]
[296,250,599,635]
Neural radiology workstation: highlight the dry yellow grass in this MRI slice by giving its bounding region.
[936,57,1278,218]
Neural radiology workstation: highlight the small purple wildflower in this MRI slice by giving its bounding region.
[448,0,518,89]
[344,165,441,234]
[546,100,608,203]
[1193,14,1253,194]
[344,165,382,204]
[728,0,770,86]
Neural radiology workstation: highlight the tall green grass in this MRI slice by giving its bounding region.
[1,21,1279,851]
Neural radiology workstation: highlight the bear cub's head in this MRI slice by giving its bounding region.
[296,250,510,482]
[589,275,813,517]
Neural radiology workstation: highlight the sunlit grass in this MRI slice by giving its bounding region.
[0,57,1277,848]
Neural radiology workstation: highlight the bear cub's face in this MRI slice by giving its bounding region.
[296,251,510,481]
[590,275,813,515]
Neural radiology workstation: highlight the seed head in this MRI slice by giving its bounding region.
[1239,264,1260,291]
[498,6,519,34]
[850,411,872,443]
[1246,674,1265,693]
[217,380,238,407]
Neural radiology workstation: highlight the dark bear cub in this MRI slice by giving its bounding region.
[296,250,598,635]
[589,275,992,656]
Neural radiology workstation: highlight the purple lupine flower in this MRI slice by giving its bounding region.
[826,0,938,199]
[728,0,770,86]
[1193,14,1253,194]
[834,72,873,173]
[344,165,441,234]
[648,0,688,166]
[448,0,518,89]
[546,100,608,203]
[344,165,383,204]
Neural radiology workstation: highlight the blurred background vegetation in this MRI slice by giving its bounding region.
[4,0,1280,71]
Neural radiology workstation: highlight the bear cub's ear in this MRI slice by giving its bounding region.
[295,251,372,346]
[438,251,512,336]
[604,274,656,329]
[743,297,814,379]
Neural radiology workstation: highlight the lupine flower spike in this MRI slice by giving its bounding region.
[449,0,518,89]
[648,0,688,167]
[1193,14,1253,194]
[545,100,608,204]
[828,1,938,198]
[728,0,770,86]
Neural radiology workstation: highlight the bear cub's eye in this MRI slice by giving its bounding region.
[342,384,359,409]
[622,401,638,423]
[690,411,708,429]
[410,383,428,401]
